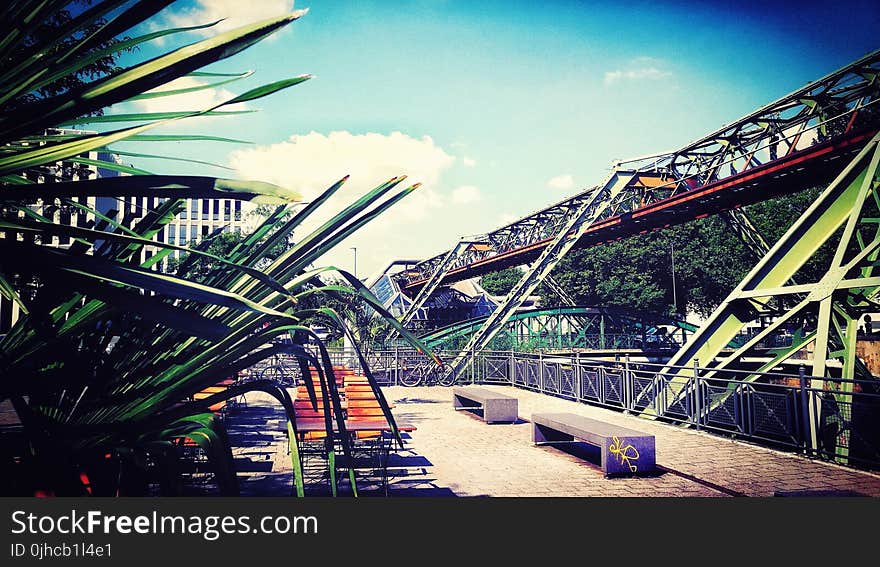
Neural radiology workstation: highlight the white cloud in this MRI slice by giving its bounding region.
[604,57,672,86]
[132,76,242,114]
[546,174,574,190]
[164,0,297,36]
[228,131,458,277]
[462,156,477,167]
[451,185,481,204]
[229,130,453,202]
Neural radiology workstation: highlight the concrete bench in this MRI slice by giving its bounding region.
[453,386,518,424]
[532,412,655,476]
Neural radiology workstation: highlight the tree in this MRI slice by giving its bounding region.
[546,187,828,319]
[2,1,130,116]
[480,267,523,295]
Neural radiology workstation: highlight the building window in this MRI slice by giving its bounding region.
[60,207,71,240]
[201,225,209,238]
[178,225,186,244]
[213,199,220,221]
[76,201,88,228]
[190,225,197,242]
[223,200,231,221]
[202,199,209,220]
[234,200,242,221]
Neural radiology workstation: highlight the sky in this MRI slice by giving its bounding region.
[105,0,880,281]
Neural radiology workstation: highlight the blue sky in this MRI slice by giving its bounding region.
[108,0,880,278]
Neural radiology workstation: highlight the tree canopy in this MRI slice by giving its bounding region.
[480,267,523,295]
[470,187,831,320]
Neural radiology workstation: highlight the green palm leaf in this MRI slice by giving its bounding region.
[0,3,436,498]
[0,10,307,141]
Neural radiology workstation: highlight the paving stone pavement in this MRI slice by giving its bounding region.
[226,386,880,497]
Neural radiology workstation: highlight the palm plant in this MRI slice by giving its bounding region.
[0,1,439,497]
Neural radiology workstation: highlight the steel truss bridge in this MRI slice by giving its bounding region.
[378,49,880,465]
[420,306,698,352]
[391,50,880,372]
[398,51,880,294]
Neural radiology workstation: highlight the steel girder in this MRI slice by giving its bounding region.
[392,238,488,334]
[396,49,880,293]
[650,133,880,463]
[543,274,578,307]
[721,209,773,261]
[442,171,637,378]
[420,306,697,351]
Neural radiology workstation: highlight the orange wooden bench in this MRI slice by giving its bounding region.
[293,369,415,492]
[192,377,235,412]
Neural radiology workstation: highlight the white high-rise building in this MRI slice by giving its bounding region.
[0,130,257,334]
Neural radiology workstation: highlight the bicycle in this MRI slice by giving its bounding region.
[258,352,298,387]
[398,357,457,387]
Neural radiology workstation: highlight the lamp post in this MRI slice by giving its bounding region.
[671,240,678,316]
[350,247,357,280]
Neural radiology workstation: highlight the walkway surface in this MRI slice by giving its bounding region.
[227,385,880,497]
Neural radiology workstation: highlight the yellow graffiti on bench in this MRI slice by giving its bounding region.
[609,436,640,472]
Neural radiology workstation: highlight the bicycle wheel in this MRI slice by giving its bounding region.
[437,366,457,387]
[398,364,424,387]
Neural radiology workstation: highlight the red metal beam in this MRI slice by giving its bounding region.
[403,128,876,292]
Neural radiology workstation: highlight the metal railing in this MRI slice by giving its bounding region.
[470,350,880,470]
[239,346,880,470]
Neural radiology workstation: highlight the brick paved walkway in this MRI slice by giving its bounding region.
[229,385,880,497]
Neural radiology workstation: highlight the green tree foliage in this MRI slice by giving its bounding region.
[2,1,128,115]
[480,267,523,295]
[546,187,826,318]
[166,206,293,278]
[0,3,438,498]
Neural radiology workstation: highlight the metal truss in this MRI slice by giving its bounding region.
[421,306,697,351]
[541,273,589,328]
[442,170,637,378]
[722,208,801,310]
[396,49,880,293]
[392,237,489,335]
[543,274,578,307]
[721,209,772,261]
[650,133,880,464]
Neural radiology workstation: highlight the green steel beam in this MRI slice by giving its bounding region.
[721,208,773,262]
[649,133,880,463]
[420,305,698,350]
[441,170,637,377]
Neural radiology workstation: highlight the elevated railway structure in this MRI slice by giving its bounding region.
[388,49,880,390]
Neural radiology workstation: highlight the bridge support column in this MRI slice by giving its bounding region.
[442,170,637,381]
[651,133,880,467]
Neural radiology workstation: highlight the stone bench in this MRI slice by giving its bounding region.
[532,412,655,476]
[453,386,518,424]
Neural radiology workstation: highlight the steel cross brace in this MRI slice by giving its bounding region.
[721,209,772,260]
[396,49,880,293]
[392,237,489,336]
[443,170,637,380]
[648,133,880,462]
[542,274,590,330]
[721,208,799,309]
[544,274,578,307]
